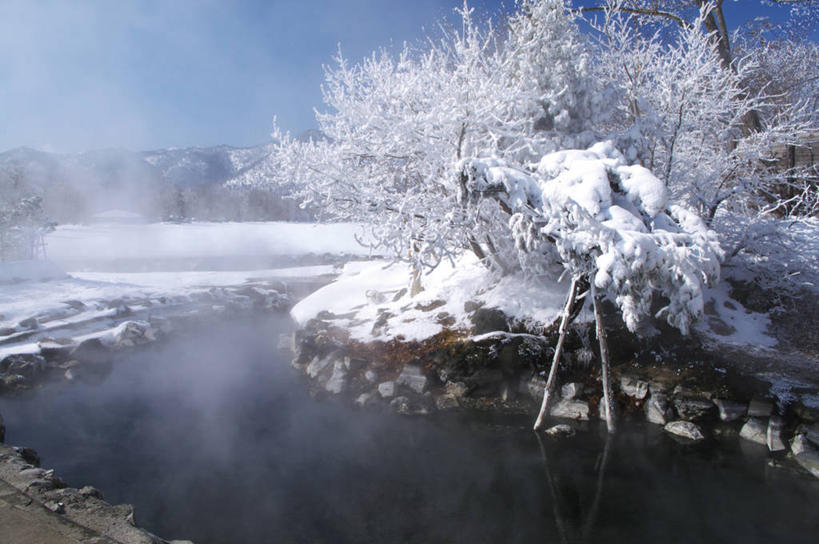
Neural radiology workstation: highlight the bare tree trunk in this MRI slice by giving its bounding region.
[591,281,616,434]
[410,263,423,297]
[533,277,580,431]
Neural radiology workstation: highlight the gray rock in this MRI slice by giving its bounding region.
[664,420,705,441]
[645,394,670,425]
[364,370,377,383]
[14,446,41,466]
[396,365,427,394]
[324,362,347,394]
[2,373,25,389]
[550,399,590,421]
[17,317,39,330]
[445,381,468,399]
[435,393,459,410]
[306,354,333,379]
[740,417,768,446]
[377,381,395,399]
[673,396,715,421]
[0,353,46,380]
[109,320,155,348]
[790,434,814,456]
[620,376,649,400]
[38,337,76,363]
[463,300,482,313]
[767,416,787,452]
[44,501,65,514]
[795,450,819,479]
[354,392,376,408]
[713,399,747,422]
[801,422,819,446]
[470,307,508,335]
[560,382,584,400]
[79,485,104,499]
[748,398,773,418]
[344,356,368,371]
[543,424,575,437]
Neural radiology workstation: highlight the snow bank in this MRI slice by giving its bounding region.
[291,255,568,342]
[0,260,68,285]
[696,282,776,349]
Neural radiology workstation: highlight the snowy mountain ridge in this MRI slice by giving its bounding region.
[0,135,321,221]
[0,142,275,192]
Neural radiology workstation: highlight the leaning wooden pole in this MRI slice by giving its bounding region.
[591,280,616,434]
[533,276,580,431]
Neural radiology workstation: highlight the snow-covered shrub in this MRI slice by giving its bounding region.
[461,141,723,333]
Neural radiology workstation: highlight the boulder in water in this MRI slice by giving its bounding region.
[550,399,590,421]
[740,417,768,446]
[664,421,705,441]
[713,399,747,422]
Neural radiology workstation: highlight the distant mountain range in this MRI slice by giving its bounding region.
[0,134,321,222]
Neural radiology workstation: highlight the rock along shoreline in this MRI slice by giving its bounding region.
[288,311,819,480]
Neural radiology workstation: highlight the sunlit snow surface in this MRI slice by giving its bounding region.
[292,254,570,342]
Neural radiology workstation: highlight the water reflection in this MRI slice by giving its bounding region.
[535,432,611,544]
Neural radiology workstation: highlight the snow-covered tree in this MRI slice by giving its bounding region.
[265,5,518,288]
[591,6,816,221]
[461,142,723,429]
[256,0,815,430]
[263,1,606,288]
[0,196,53,262]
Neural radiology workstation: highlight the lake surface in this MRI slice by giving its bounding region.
[2,316,818,544]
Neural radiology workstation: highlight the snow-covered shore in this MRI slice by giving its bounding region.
[0,221,376,377]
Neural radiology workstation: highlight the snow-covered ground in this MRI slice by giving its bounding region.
[292,254,574,342]
[1,221,374,361]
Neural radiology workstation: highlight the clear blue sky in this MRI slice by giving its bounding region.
[0,0,807,153]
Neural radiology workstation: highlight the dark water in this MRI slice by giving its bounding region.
[1,317,817,544]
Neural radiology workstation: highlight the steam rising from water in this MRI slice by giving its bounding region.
[1,316,818,544]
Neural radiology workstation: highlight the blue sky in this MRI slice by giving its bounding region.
[0,0,808,153]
